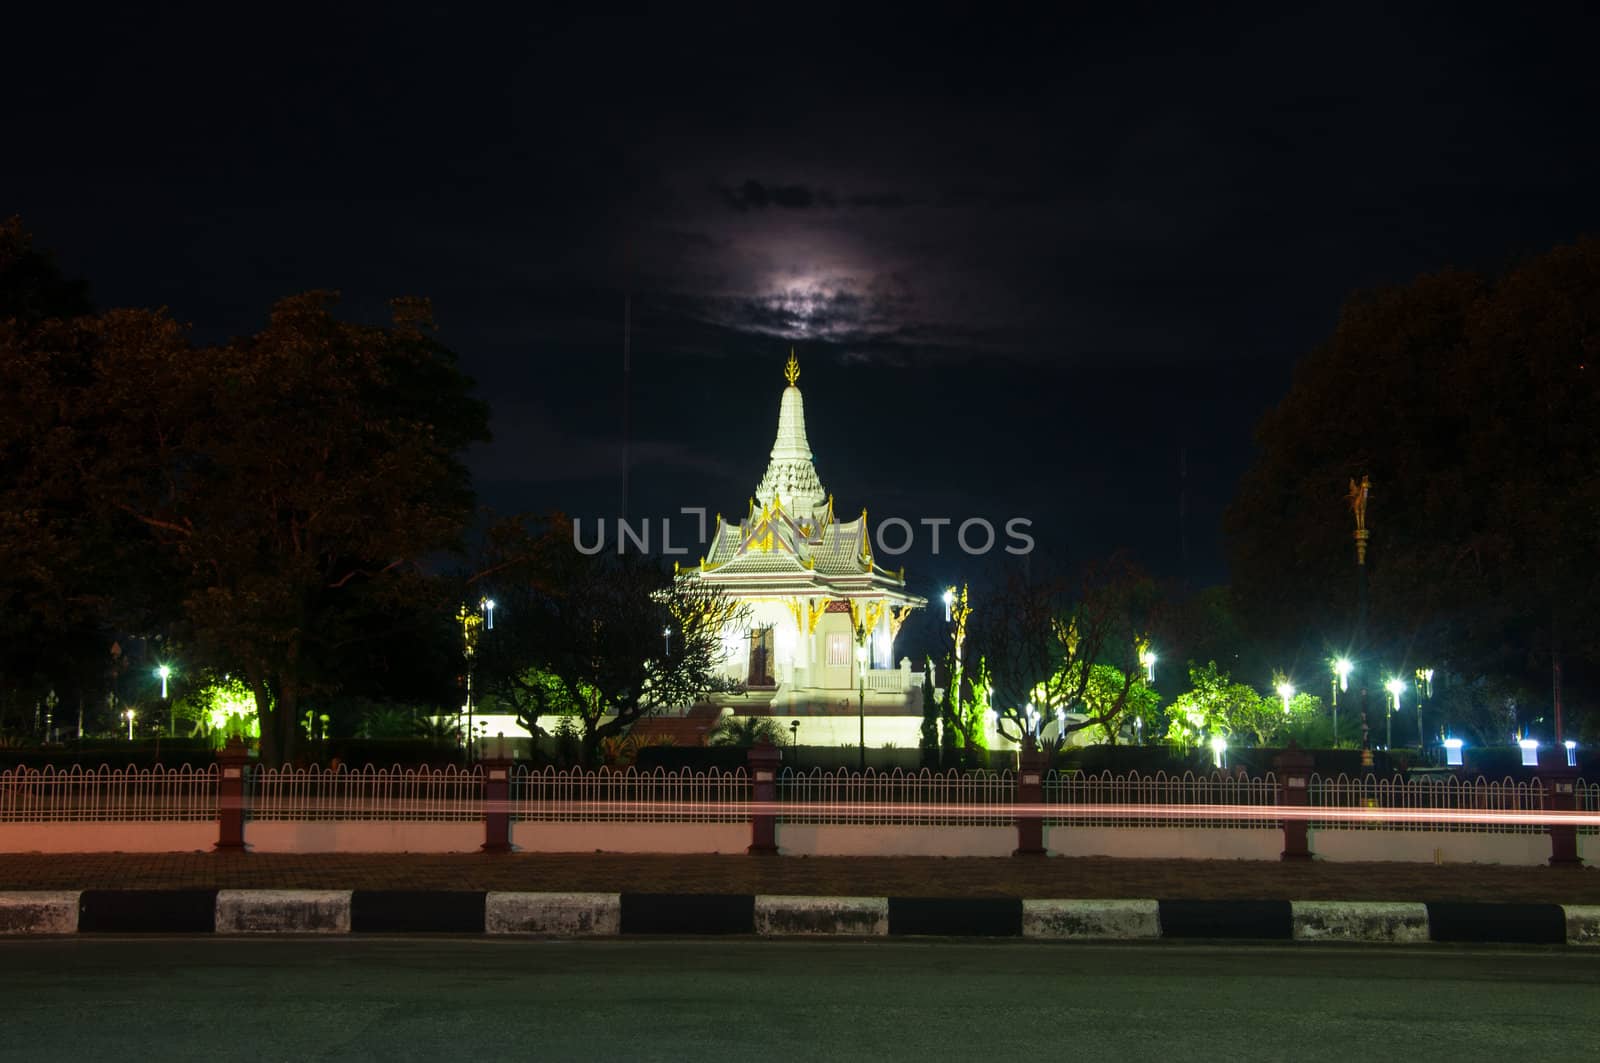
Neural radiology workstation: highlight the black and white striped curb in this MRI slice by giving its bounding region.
[1,891,1596,945]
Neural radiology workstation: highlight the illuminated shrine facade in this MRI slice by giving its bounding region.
[677,353,926,709]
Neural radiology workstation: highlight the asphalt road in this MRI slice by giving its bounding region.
[1,938,1593,1061]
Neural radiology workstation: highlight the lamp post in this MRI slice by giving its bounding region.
[1276,679,1295,715]
[1332,658,1352,746]
[155,664,174,736]
[124,708,136,741]
[662,625,672,657]
[460,603,484,763]
[1384,677,1406,749]
[855,625,868,772]
[482,597,495,631]
[1414,667,1433,754]
[942,588,954,623]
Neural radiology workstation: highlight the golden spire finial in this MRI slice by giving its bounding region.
[784,348,800,386]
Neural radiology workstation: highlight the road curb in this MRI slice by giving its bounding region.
[215,889,351,934]
[1291,901,1430,944]
[1,891,1595,944]
[486,891,620,936]
[1023,899,1161,940]
[0,891,79,935]
[755,895,888,936]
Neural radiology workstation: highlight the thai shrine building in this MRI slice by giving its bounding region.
[672,353,929,746]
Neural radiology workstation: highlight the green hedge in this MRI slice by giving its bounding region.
[1051,745,1405,778]
[1,737,219,771]
[323,738,463,769]
[634,746,751,773]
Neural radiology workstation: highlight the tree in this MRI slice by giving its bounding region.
[1076,663,1159,745]
[1226,239,1600,734]
[1,224,170,737]
[1164,661,1246,748]
[6,291,489,765]
[172,674,260,746]
[465,514,584,739]
[1165,660,1323,747]
[969,557,1160,753]
[0,217,90,323]
[503,536,740,763]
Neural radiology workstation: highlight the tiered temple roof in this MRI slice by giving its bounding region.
[681,352,921,605]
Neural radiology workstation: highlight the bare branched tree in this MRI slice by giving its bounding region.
[969,557,1158,754]
[471,514,742,763]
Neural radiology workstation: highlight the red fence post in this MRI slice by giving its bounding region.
[1539,750,1582,867]
[482,757,512,853]
[748,742,782,855]
[215,738,249,851]
[1273,743,1314,861]
[1014,749,1047,856]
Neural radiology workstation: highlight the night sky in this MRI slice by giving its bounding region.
[9,6,1599,613]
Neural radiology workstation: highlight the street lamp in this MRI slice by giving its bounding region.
[855,625,869,772]
[1276,679,1295,715]
[124,708,136,741]
[1140,647,1156,683]
[154,664,175,736]
[482,597,496,631]
[662,625,672,657]
[1384,677,1406,749]
[942,587,955,622]
[1414,667,1433,754]
[1331,658,1352,745]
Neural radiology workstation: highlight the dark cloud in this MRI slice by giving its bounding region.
[718,179,916,212]
[720,179,817,211]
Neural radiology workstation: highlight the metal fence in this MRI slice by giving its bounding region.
[0,763,219,822]
[1044,770,1281,829]
[247,764,484,822]
[511,765,750,823]
[1307,773,1551,834]
[778,767,1016,825]
[0,762,1594,836]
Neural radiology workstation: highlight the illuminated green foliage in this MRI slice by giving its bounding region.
[1166,660,1324,747]
[173,676,261,747]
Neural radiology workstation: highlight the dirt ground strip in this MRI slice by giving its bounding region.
[0,852,1597,903]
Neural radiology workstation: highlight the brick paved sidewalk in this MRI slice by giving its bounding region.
[1,852,1596,903]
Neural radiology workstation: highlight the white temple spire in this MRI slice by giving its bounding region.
[754,350,827,510]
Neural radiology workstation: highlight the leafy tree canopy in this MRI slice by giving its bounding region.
[3,285,489,763]
[1226,239,1600,718]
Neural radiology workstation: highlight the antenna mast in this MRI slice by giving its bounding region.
[621,293,631,521]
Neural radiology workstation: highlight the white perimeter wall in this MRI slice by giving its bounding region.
[511,822,749,854]
[3,818,1590,863]
[778,824,1015,857]
[1046,826,1283,861]
[245,821,483,853]
[1310,829,1568,866]
[0,822,216,853]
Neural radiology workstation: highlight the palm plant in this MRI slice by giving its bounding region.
[708,715,787,748]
